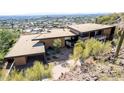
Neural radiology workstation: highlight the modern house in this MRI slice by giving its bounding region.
[4,23,116,66]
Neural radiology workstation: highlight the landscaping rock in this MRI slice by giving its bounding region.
[120,60,124,66]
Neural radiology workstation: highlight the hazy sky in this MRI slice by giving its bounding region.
[0,0,124,15]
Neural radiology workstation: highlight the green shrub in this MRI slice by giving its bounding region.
[0,53,4,62]
[7,69,25,81]
[0,29,20,63]
[0,70,6,80]
[7,61,53,81]
[82,47,91,59]
[102,42,112,55]
[43,64,53,78]
[72,38,112,61]
[73,40,84,61]
[53,39,62,52]
[25,62,44,80]
[0,69,3,80]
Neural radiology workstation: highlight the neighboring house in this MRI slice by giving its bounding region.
[4,23,116,66]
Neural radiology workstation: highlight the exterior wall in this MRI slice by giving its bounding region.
[14,56,27,65]
[78,27,113,40]
[102,28,112,38]
[40,37,65,49]
[69,28,80,35]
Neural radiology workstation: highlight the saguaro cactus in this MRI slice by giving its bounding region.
[115,26,124,58]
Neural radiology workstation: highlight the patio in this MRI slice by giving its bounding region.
[46,47,73,65]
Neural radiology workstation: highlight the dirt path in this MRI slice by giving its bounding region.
[52,64,69,80]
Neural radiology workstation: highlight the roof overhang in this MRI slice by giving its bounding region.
[68,23,116,33]
[32,34,76,41]
[5,35,45,59]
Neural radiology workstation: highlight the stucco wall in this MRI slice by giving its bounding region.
[14,56,27,65]
[40,38,65,49]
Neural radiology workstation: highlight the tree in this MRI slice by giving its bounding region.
[0,29,19,62]
[96,13,121,24]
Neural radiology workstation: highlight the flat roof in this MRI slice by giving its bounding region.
[32,28,76,41]
[5,35,45,58]
[68,23,115,33]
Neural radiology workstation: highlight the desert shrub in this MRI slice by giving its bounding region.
[82,47,91,59]
[7,69,25,81]
[109,65,122,78]
[7,61,53,81]
[99,74,110,81]
[25,61,52,80]
[85,39,102,56]
[0,69,4,80]
[25,62,44,80]
[0,69,7,80]
[43,64,53,78]
[72,38,112,61]
[72,40,85,61]
[102,42,112,54]
[53,39,62,52]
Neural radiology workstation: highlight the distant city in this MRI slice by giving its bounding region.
[0,13,108,34]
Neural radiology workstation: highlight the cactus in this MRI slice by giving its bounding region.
[115,30,124,57]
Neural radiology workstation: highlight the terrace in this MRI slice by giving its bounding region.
[46,47,72,64]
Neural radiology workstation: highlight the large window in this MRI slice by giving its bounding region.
[90,31,95,37]
[95,30,102,35]
[80,32,89,37]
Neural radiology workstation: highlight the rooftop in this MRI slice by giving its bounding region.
[5,35,45,58]
[68,23,115,33]
[32,28,76,41]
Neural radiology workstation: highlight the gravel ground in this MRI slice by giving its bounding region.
[57,62,124,81]
[51,47,124,81]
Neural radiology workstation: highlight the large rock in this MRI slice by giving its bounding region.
[52,65,69,80]
[84,57,96,64]
[67,59,81,68]
[120,60,124,66]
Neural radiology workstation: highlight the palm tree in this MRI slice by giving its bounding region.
[115,21,124,57]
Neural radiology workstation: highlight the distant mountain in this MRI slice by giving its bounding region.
[0,13,108,20]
